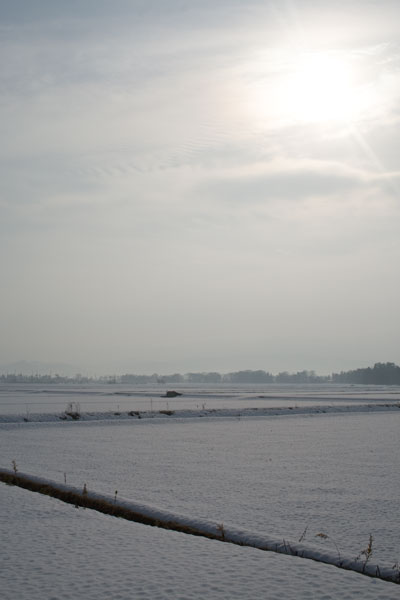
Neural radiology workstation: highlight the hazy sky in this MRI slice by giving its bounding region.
[1,0,400,375]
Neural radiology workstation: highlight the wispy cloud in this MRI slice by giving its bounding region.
[1,1,400,372]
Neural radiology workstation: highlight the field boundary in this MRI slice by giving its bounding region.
[1,402,400,424]
[1,468,399,585]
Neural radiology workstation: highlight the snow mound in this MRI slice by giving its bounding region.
[1,402,400,424]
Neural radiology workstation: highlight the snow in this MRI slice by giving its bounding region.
[1,401,400,423]
[1,483,399,600]
[2,381,400,416]
[2,468,398,583]
[0,383,399,597]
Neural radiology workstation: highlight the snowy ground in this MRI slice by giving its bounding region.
[1,483,399,600]
[2,381,400,415]
[1,412,399,563]
[1,383,399,598]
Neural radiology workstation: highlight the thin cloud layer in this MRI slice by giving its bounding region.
[1,1,400,374]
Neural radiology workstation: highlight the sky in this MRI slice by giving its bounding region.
[1,0,400,376]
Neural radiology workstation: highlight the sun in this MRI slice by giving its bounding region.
[284,52,358,123]
[247,49,374,127]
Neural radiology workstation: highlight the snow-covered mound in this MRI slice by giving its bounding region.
[4,483,400,600]
[0,401,399,423]
[1,469,398,585]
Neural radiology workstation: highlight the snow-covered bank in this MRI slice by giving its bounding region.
[1,469,399,585]
[1,401,400,424]
[2,382,400,416]
[2,410,399,573]
[3,484,398,600]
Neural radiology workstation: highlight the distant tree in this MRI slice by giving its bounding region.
[163,373,184,383]
[185,372,222,383]
[227,370,274,383]
[331,362,400,385]
[275,371,290,383]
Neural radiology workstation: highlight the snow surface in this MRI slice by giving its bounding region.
[2,381,400,415]
[1,413,399,564]
[1,401,400,424]
[2,468,398,583]
[1,483,398,600]
[1,383,399,598]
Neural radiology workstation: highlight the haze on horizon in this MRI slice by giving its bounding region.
[1,1,400,376]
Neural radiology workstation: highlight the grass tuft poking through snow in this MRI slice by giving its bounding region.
[356,534,374,572]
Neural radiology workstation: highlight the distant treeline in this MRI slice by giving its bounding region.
[331,362,400,385]
[1,362,400,385]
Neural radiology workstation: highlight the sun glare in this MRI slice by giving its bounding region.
[248,49,376,127]
[286,53,356,123]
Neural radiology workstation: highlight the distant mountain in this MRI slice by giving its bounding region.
[0,360,81,377]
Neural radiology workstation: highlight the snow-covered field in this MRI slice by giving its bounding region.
[1,383,399,598]
[1,483,399,600]
[2,381,400,415]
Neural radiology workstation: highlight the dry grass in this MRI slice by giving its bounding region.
[217,523,226,540]
[0,471,221,541]
[1,470,399,586]
[357,534,374,571]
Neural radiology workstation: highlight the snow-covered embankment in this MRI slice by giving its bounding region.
[0,468,398,585]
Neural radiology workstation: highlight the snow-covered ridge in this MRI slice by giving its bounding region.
[0,468,398,585]
[0,402,399,424]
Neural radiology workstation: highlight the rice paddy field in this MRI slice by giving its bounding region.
[1,383,399,598]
